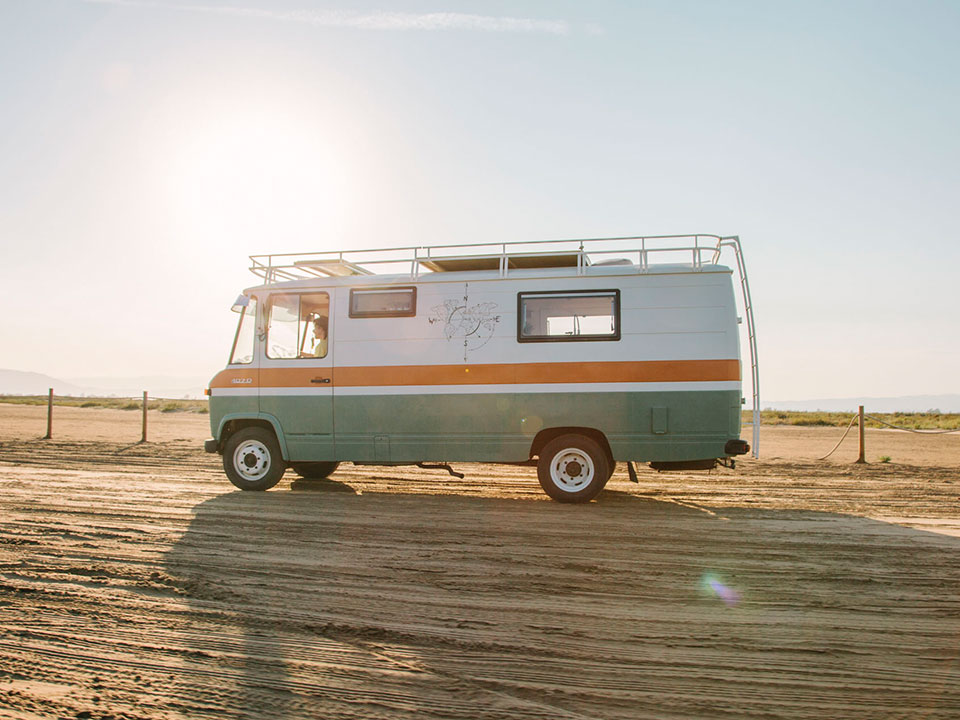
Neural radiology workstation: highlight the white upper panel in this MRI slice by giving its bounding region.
[311,270,740,367]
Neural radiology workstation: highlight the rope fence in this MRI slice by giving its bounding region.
[818,414,860,461]
[817,405,959,462]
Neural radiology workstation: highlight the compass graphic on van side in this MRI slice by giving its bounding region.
[429,283,501,361]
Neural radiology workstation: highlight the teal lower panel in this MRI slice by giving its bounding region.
[209,396,258,438]
[260,395,332,436]
[331,390,743,463]
[211,390,744,463]
[607,433,730,462]
[286,435,335,462]
[335,434,532,463]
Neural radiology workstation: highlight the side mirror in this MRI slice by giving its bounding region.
[231,295,250,313]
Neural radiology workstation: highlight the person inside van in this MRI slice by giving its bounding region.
[312,316,328,358]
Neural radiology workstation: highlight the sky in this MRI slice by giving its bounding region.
[1,0,958,402]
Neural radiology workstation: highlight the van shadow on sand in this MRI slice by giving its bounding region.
[161,481,960,719]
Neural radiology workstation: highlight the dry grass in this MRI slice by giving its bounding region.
[747,409,960,430]
[0,395,208,414]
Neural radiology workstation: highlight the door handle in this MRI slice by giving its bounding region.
[311,377,331,384]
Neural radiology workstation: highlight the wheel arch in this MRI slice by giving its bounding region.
[216,413,289,460]
[530,426,614,468]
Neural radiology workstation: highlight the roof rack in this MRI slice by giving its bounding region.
[247,233,759,455]
[250,234,730,284]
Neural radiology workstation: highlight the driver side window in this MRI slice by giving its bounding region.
[266,292,329,359]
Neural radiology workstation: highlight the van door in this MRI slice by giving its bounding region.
[259,291,335,462]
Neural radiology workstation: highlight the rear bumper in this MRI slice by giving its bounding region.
[204,438,219,454]
[725,439,750,456]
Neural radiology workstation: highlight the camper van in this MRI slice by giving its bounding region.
[204,235,759,502]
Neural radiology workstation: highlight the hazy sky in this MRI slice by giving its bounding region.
[2,0,958,401]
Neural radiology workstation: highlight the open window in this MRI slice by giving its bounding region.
[349,287,416,318]
[518,290,620,342]
[266,292,330,359]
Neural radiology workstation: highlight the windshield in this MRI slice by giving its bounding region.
[229,297,258,364]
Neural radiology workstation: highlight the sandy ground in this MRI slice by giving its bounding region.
[0,404,958,719]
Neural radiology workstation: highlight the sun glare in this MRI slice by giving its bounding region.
[158,96,353,253]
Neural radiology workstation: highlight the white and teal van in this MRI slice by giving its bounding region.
[204,235,759,502]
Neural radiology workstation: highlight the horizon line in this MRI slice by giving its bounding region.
[82,0,581,35]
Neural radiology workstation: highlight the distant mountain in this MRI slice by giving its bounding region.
[65,375,208,399]
[0,369,86,396]
[764,394,960,413]
[0,369,206,399]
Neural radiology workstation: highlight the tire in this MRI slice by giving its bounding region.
[600,461,616,488]
[291,461,340,480]
[223,427,285,491]
[537,434,611,503]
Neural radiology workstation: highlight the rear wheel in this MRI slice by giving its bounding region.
[537,434,610,503]
[223,427,285,491]
[291,461,340,480]
[600,461,615,488]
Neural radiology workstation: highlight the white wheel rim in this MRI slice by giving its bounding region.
[549,447,595,492]
[233,439,271,482]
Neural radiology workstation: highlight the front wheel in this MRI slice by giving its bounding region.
[537,434,611,503]
[223,427,285,491]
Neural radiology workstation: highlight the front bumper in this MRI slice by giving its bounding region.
[204,438,219,454]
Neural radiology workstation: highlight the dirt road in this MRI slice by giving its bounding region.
[1,405,958,719]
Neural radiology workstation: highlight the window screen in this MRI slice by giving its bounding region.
[349,287,416,318]
[518,290,620,342]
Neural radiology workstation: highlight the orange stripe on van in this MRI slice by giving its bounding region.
[260,368,333,387]
[210,360,739,388]
[335,360,739,386]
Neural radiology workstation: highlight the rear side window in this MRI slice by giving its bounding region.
[349,287,417,318]
[518,290,620,342]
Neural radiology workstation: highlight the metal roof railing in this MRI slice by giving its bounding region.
[249,234,732,283]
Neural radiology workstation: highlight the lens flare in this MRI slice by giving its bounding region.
[701,572,741,607]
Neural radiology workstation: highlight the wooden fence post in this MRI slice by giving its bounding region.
[141,391,148,443]
[856,405,866,463]
[43,388,53,439]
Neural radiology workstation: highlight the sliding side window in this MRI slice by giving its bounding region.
[349,287,416,318]
[266,293,330,359]
[518,290,620,342]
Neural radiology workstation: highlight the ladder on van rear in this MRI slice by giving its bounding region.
[712,236,760,459]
